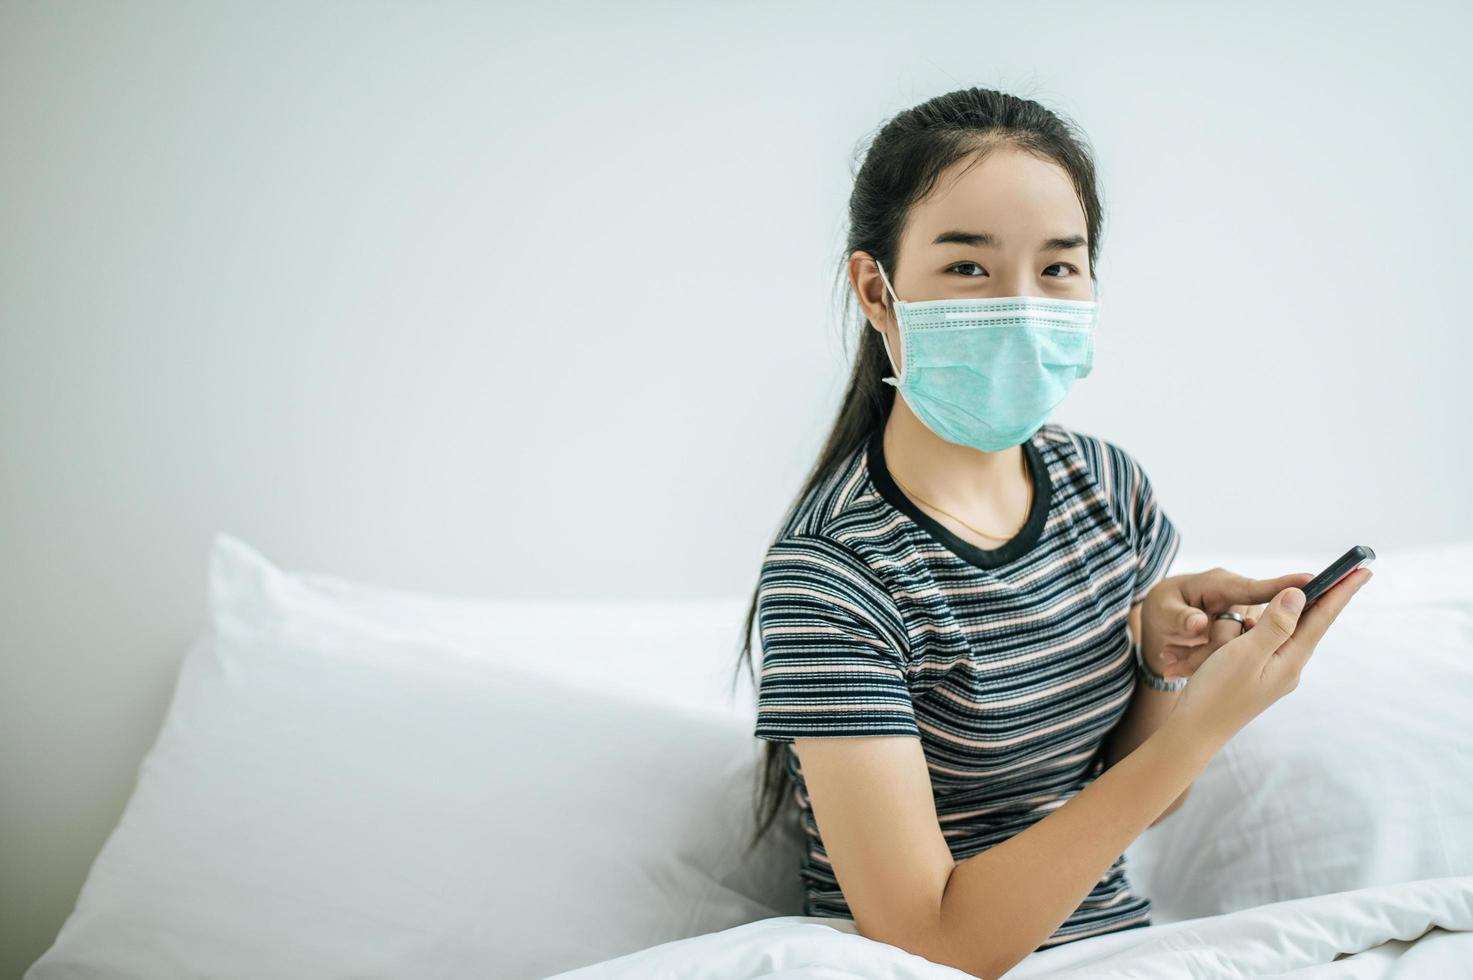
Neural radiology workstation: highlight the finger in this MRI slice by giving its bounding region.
[1162,611,1240,671]
[1162,599,1208,640]
[1168,641,1218,676]
[1273,568,1374,674]
[1238,586,1310,662]
[1207,570,1316,607]
[1160,634,1210,665]
[1209,603,1250,645]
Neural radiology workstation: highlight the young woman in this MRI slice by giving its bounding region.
[731,87,1371,978]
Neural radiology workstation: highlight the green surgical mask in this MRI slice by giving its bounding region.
[875,258,1098,452]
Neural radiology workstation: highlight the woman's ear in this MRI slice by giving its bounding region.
[852,252,898,335]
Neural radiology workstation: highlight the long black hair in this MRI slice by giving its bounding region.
[730,86,1106,851]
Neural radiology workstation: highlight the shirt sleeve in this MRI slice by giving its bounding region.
[1129,456,1182,606]
[753,534,919,742]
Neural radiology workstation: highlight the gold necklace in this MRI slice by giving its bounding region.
[889,450,1032,542]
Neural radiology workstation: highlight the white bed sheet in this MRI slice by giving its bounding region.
[547,874,1473,979]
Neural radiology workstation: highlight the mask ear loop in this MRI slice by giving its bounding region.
[1074,275,1099,377]
[874,259,904,385]
[875,258,902,308]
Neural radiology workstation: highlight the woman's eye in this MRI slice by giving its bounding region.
[951,262,1079,278]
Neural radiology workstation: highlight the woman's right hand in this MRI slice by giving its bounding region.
[1167,565,1374,747]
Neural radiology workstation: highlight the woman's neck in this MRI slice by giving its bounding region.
[881,399,1033,542]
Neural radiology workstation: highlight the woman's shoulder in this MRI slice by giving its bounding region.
[1041,422,1151,493]
[1042,422,1173,543]
[757,531,909,660]
[767,438,880,544]
[759,440,904,626]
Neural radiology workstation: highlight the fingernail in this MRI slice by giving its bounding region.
[1283,589,1304,614]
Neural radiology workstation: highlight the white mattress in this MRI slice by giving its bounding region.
[548,873,1473,979]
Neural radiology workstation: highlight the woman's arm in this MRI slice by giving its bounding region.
[1101,603,1191,824]
[795,714,1222,980]
[797,570,1367,980]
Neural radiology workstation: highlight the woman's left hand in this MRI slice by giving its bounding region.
[1140,567,1316,679]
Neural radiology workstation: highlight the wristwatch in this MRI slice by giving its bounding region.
[1132,637,1188,692]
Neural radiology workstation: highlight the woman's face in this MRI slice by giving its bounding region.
[864,144,1094,342]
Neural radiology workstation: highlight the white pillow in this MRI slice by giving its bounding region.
[208,533,761,720]
[1125,540,1473,922]
[26,534,804,980]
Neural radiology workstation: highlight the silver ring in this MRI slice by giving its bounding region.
[1215,611,1246,629]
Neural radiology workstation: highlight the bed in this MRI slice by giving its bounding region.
[24,533,1473,979]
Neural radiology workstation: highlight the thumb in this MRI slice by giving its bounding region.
[1241,586,1306,658]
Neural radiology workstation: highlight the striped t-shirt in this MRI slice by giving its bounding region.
[753,421,1181,950]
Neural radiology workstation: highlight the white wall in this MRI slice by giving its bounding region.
[3,0,1469,973]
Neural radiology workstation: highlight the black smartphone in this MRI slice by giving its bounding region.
[1300,545,1376,609]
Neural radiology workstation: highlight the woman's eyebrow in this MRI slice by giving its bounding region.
[931,229,1087,252]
